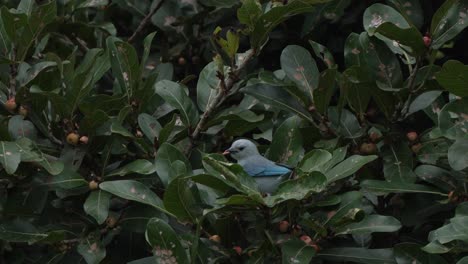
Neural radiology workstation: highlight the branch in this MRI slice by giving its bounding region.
[128,0,165,43]
[185,49,256,153]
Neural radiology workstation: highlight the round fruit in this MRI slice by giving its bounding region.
[406,131,418,142]
[135,130,143,138]
[300,235,312,245]
[106,217,117,228]
[209,235,221,243]
[178,57,186,66]
[79,136,89,144]
[233,246,242,255]
[279,220,289,233]
[18,106,28,117]
[360,143,377,154]
[88,180,99,190]
[369,132,381,142]
[423,36,431,47]
[4,98,17,111]
[66,133,79,145]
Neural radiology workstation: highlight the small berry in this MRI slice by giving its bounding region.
[300,235,312,245]
[66,133,79,145]
[369,132,381,142]
[406,131,418,142]
[360,143,377,154]
[4,98,17,111]
[327,211,336,219]
[135,130,143,138]
[279,220,289,233]
[209,235,221,243]
[233,246,242,255]
[178,57,186,66]
[423,36,431,47]
[79,136,89,144]
[106,217,117,228]
[88,180,99,190]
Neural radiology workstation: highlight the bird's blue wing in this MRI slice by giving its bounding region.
[244,163,291,177]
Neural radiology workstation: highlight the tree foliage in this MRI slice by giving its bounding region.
[0,0,468,263]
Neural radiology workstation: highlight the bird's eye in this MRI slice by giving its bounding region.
[239,147,245,151]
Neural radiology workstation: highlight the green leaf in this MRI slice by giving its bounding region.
[77,0,109,9]
[196,62,228,112]
[373,22,425,56]
[83,190,112,224]
[266,116,304,165]
[344,32,366,67]
[77,238,106,264]
[250,0,331,48]
[44,167,87,189]
[438,98,468,140]
[190,174,235,193]
[448,139,468,171]
[387,0,423,29]
[436,60,468,97]
[0,219,49,243]
[154,80,199,127]
[414,165,455,193]
[242,84,314,123]
[203,155,261,198]
[137,113,162,142]
[426,202,468,247]
[430,0,468,49]
[407,90,443,115]
[145,218,189,264]
[281,239,316,264]
[361,180,447,196]
[298,149,332,173]
[99,180,171,216]
[382,143,416,183]
[280,45,319,103]
[457,257,468,264]
[0,141,21,174]
[360,34,403,91]
[335,215,402,235]
[318,247,396,264]
[394,242,448,264]
[107,36,139,98]
[328,107,364,139]
[309,40,335,68]
[8,115,37,140]
[237,0,262,32]
[265,172,327,207]
[105,159,156,177]
[16,61,57,87]
[324,191,363,226]
[363,3,412,55]
[314,68,337,114]
[155,143,191,186]
[163,176,201,222]
[342,66,372,115]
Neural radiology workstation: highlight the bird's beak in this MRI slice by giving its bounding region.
[222,149,230,155]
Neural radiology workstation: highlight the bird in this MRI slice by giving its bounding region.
[223,139,292,194]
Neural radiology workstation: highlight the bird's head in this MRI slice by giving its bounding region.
[223,139,259,160]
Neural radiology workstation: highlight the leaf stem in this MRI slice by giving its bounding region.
[128,0,165,43]
[185,49,256,153]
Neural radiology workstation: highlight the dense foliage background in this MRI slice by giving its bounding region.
[1,0,468,263]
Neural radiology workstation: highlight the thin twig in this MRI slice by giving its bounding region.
[399,57,421,119]
[184,49,256,154]
[128,0,165,43]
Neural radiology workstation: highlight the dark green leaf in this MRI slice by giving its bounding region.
[280,45,319,103]
[145,218,189,264]
[237,0,262,32]
[155,143,191,186]
[448,139,468,171]
[77,238,106,264]
[8,115,37,140]
[137,113,162,142]
[266,116,304,165]
[335,215,401,234]
[155,80,199,127]
[84,190,112,224]
[281,239,316,264]
[436,60,468,97]
[163,176,201,222]
[318,247,396,264]
[0,141,21,174]
[242,84,314,123]
[361,180,447,196]
[394,242,448,264]
[430,0,468,49]
[107,36,139,98]
[407,90,443,115]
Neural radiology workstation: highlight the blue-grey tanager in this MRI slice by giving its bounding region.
[223,139,292,193]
